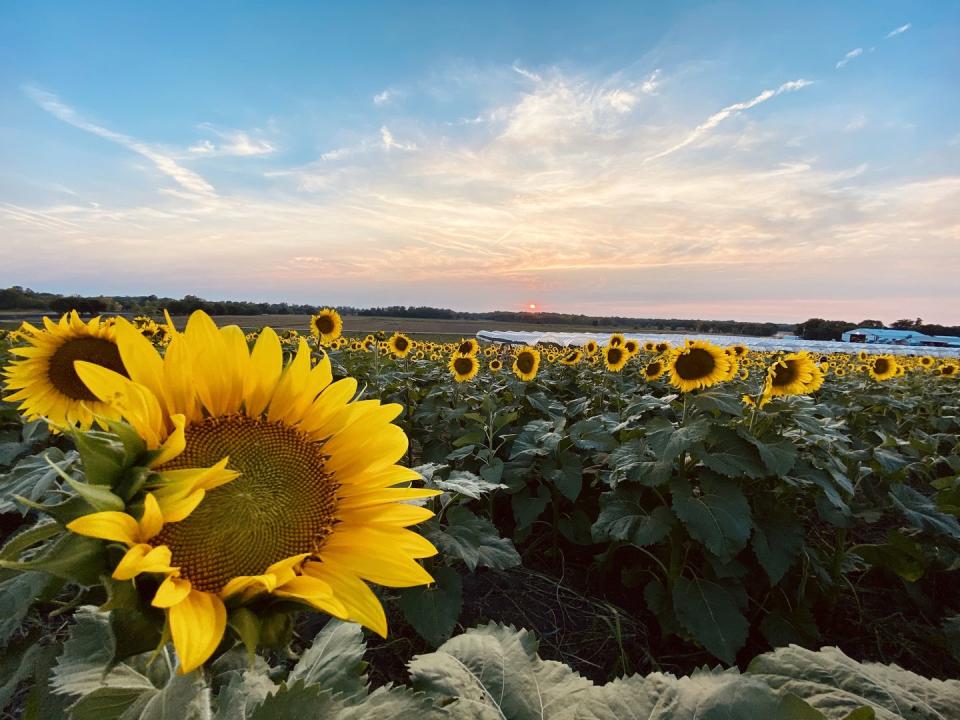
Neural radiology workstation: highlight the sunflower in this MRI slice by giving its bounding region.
[65,312,439,673]
[623,339,639,356]
[919,356,934,368]
[489,358,503,373]
[560,349,583,366]
[608,333,625,348]
[643,359,665,380]
[643,341,655,352]
[581,340,599,356]
[762,352,823,402]
[512,346,540,381]
[387,333,413,358]
[2,311,132,429]
[602,345,629,372]
[868,355,898,381]
[455,338,479,356]
[667,340,731,392]
[730,344,748,358]
[308,308,342,346]
[655,342,671,353]
[939,363,957,378]
[449,354,479,382]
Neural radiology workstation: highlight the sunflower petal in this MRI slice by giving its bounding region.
[168,590,227,674]
[113,543,174,580]
[303,561,387,637]
[153,575,193,608]
[67,511,140,545]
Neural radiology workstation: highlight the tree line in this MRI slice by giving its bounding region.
[795,317,960,340]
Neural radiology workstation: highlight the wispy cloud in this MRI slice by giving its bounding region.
[511,63,542,82]
[379,126,417,151]
[24,86,216,197]
[373,89,397,105]
[886,23,911,39]
[644,79,813,162]
[188,124,275,157]
[836,47,863,69]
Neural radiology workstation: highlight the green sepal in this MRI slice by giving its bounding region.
[259,611,294,649]
[0,532,104,586]
[13,493,97,525]
[103,419,147,465]
[69,430,128,486]
[229,607,262,665]
[64,479,125,512]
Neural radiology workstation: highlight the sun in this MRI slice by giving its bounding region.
[528,303,537,310]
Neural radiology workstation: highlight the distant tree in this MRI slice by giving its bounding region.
[891,318,918,329]
[858,319,885,328]
[795,318,856,341]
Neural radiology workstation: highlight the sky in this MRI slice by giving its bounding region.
[1,1,958,324]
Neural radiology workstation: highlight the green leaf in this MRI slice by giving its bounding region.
[212,664,276,720]
[0,571,58,646]
[671,474,752,560]
[743,436,797,476]
[693,388,745,417]
[889,485,960,539]
[248,681,344,720]
[512,485,550,531]
[550,452,583,502]
[569,419,616,452]
[288,619,367,698]
[0,520,61,561]
[429,508,521,571]
[51,607,156,698]
[65,478,125,512]
[68,687,155,720]
[136,672,208,720]
[400,566,463,648]
[434,470,505,499]
[752,504,804,585]
[642,418,711,487]
[0,532,104,586]
[747,644,960,720]
[0,632,46,712]
[0,448,80,515]
[672,577,748,664]
[696,429,765,479]
[70,430,127,486]
[592,488,673,547]
[409,622,592,719]
[853,530,927,582]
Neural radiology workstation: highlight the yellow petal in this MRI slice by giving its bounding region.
[303,561,388,637]
[265,552,311,585]
[273,575,348,618]
[219,573,277,600]
[113,543,174,580]
[150,414,186,468]
[243,327,282,417]
[156,488,206,523]
[138,493,164,540]
[168,589,227,674]
[267,339,312,423]
[114,319,165,400]
[67,511,140,545]
[337,503,435,528]
[153,575,193,608]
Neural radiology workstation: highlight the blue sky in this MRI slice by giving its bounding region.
[1,1,958,323]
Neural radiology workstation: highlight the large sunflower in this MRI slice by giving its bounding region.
[455,338,479,357]
[489,358,503,373]
[643,359,665,381]
[582,340,599,356]
[512,346,541,381]
[449,354,479,382]
[608,333,625,348]
[309,308,343,345]
[387,333,413,358]
[867,355,898,381]
[762,352,823,402]
[559,349,583,366]
[2,311,131,429]
[622,339,639,356]
[65,312,439,673]
[602,344,629,372]
[668,340,731,392]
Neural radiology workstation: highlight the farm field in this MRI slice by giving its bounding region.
[1,311,959,718]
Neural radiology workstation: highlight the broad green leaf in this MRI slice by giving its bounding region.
[70,430,127,486]
[751,504,804,585]
[212,665,277,720]
[0,631,46,712]
[889,485,960,539]
[550,452,583,502]
[692,388,745,417]
[512,485,550,531]
[672,577,748,664]
[51,607,156,698]
[400,566,463,648]
[747,644,960,720]
[671,474,752,560]
[68,687,155,720]
[0,532,104,586]
[0,571,58,646]
[249,682,344,720]
[434,470,506,499]
[592,488,673,547]
[409,622,592,719]
[289,619,367,697]
[0,448,80,515]
[569,419,616,452]
[428,508,521,571]
[696,429,765,479]
[743,435,797,476]
[853,531,927,582]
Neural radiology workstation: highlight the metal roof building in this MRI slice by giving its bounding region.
[840,328,960,348]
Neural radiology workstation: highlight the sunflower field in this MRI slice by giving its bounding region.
[1,311,959,719]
